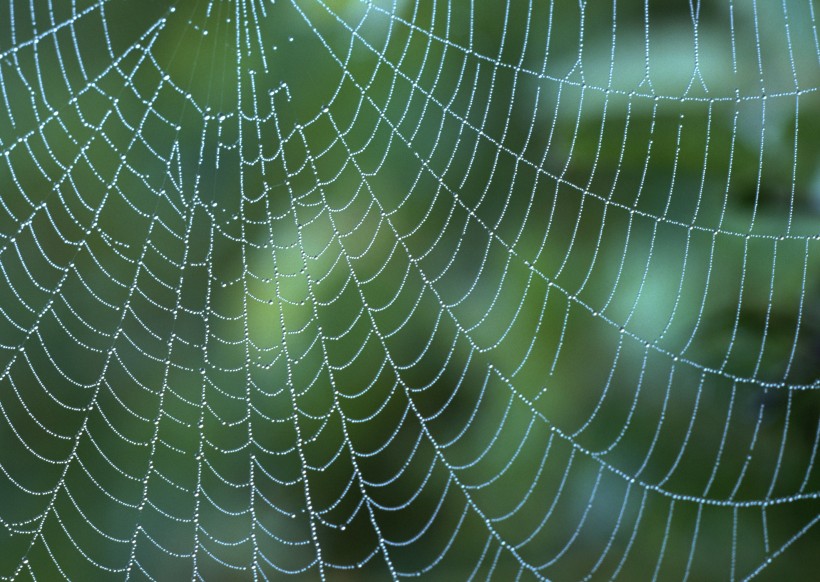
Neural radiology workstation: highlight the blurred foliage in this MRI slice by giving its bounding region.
[0,0,818,579]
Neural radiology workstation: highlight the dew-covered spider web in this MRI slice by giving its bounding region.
[0,0,819,579]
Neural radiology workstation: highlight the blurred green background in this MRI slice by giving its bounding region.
[0,0,818,579]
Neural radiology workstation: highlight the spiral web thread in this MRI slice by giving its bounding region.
[0,0,818,579]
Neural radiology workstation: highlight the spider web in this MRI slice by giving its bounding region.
[0,0,819,579]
